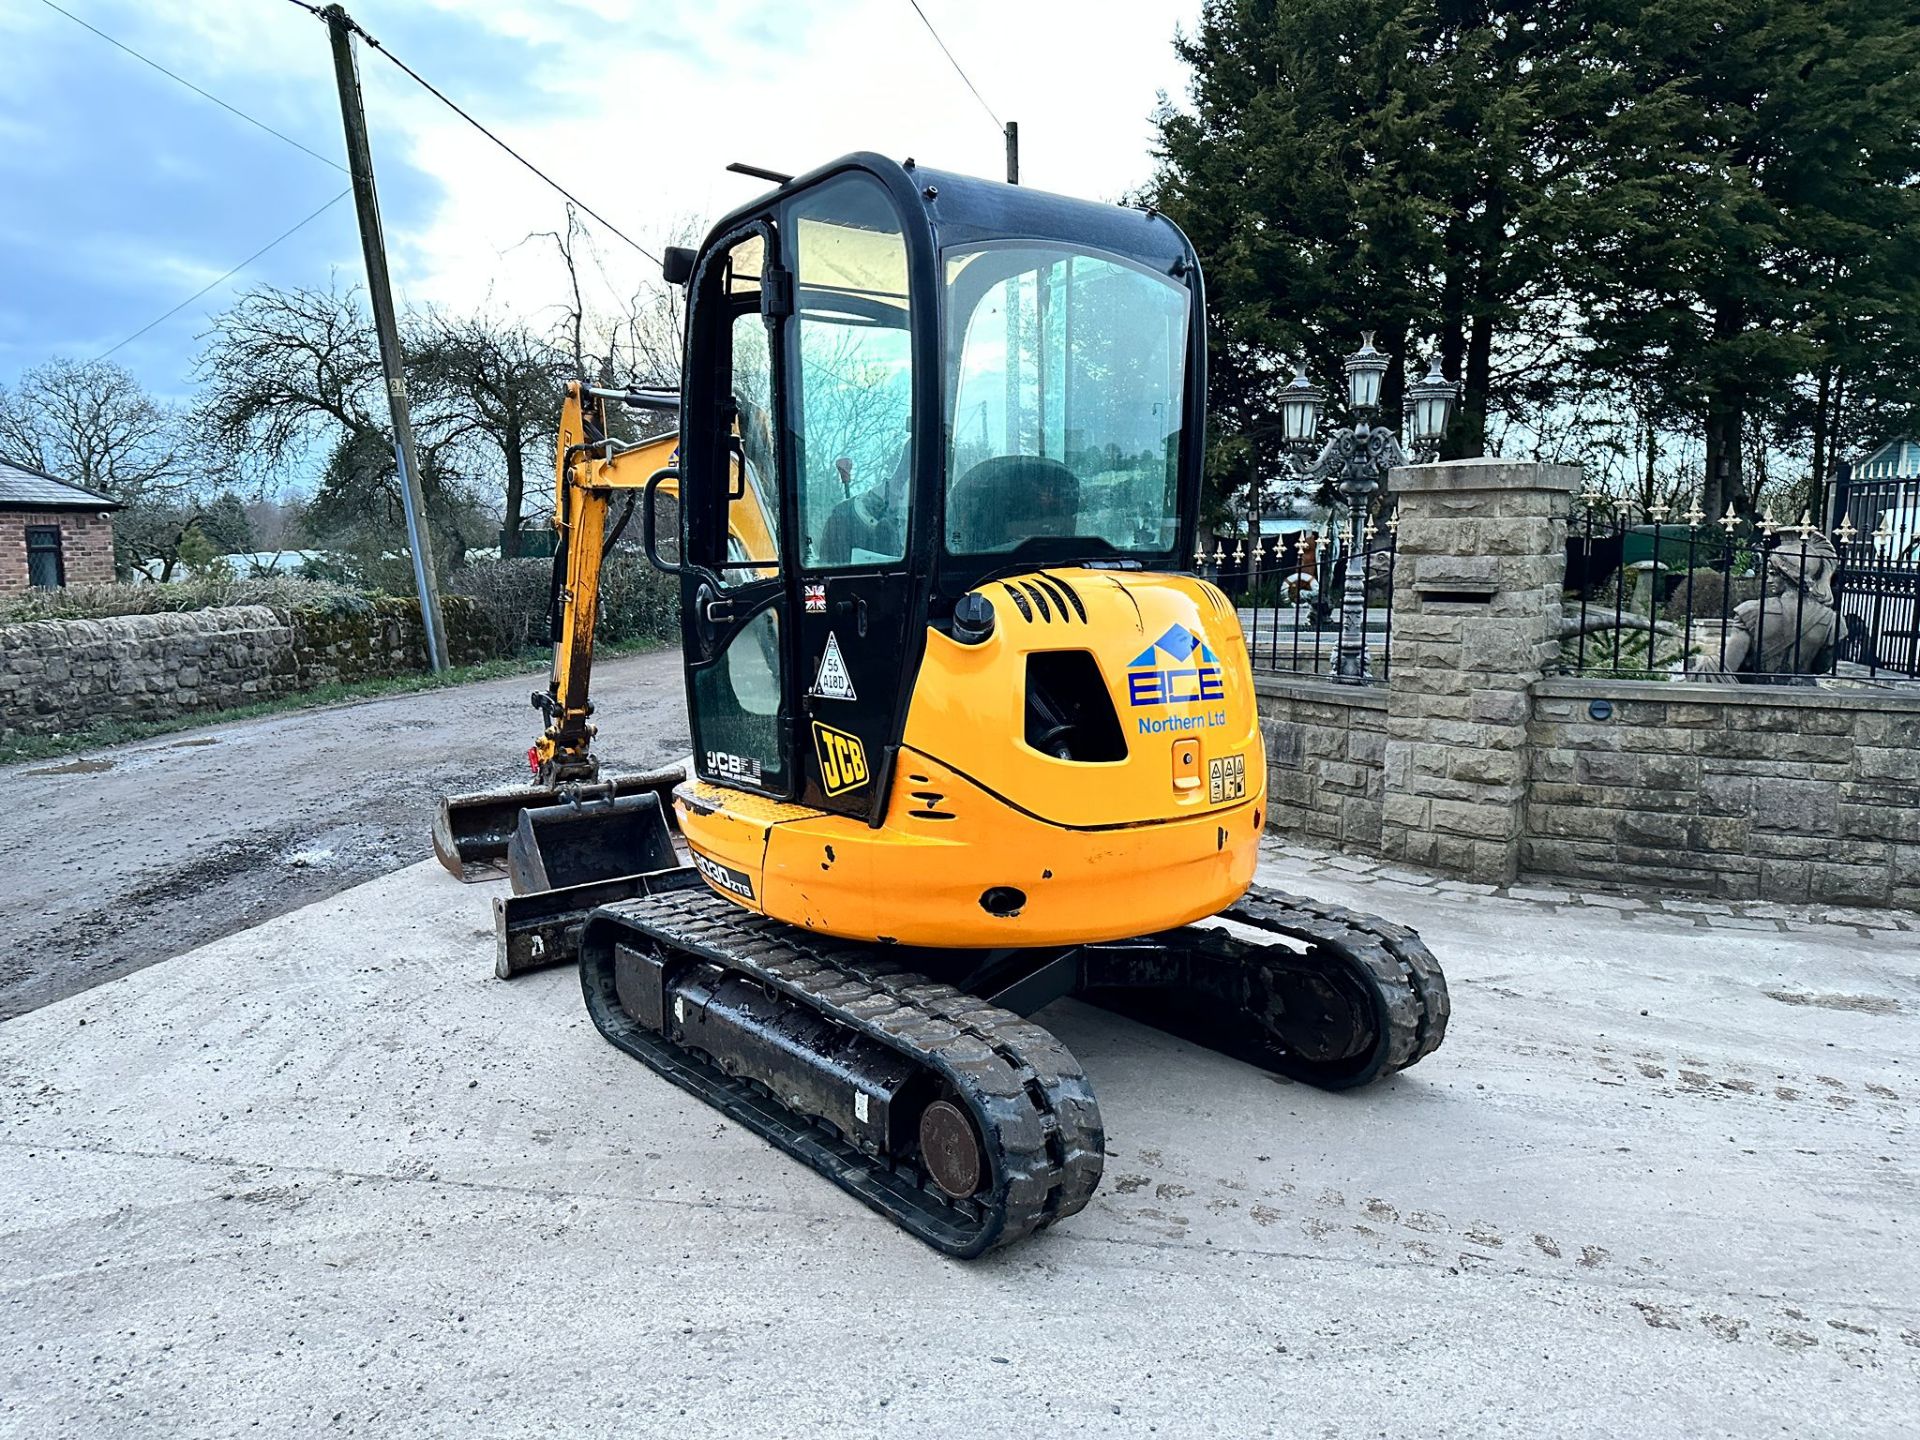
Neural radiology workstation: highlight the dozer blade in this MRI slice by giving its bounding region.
[507,788,678,894]
[493,862,694,979]
[432,767,684,882]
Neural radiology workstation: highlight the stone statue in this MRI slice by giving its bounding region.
[1690,531,1839,681]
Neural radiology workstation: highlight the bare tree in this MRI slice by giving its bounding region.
[412,309,565,557]
[530,207,696,393]
[0,358,182,494]
[195,282,489,577]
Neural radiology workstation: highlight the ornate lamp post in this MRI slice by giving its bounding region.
[1273,335,1460,682]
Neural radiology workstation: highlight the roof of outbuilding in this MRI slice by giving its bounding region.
[0,456,121,511]
[1854,437,1919,482]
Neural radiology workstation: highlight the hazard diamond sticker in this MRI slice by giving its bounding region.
[811,632,857,700]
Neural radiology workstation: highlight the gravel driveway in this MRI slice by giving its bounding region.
[0,648,688,1019]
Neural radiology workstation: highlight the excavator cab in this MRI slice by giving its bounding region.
[652,154,1203,833]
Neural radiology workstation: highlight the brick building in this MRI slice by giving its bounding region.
[0,457,120,593]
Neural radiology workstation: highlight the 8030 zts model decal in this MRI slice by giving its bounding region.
[691,850,755,900]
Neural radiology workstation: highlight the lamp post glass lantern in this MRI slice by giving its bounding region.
[1279,365,1325,446]
[1344,331,1388,414]
[1405,352,1459,452]
[1260,329,1460,684]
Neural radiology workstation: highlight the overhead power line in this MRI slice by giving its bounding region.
[310,4,663,267]
[35,0,345,173]
[905,0,1004,131]
[98,188,351,359]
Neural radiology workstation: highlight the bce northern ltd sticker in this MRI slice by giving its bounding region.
[1129,622,1229,737]
[1127,623,1224,706]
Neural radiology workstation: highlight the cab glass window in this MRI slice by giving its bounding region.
[692,605,784,790]
[788,176,914,569]
[729,307,780,575]
[945,245,1187,557]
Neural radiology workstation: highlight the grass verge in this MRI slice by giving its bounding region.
[0,639,667,768]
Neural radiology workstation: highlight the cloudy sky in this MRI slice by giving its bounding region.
[1,0,1201,405]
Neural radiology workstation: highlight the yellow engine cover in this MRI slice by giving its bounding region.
[676,569,1267,948]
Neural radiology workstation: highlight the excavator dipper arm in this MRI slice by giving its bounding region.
[432,380,771,882]
[534,383,677,784]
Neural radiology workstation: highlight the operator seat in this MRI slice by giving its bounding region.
[949,456,1081,552]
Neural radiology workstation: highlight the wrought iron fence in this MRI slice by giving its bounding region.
[1562,491,1920,684]
[1198,505,1399,682]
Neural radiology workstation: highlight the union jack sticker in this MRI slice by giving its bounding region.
[804,582,827,613]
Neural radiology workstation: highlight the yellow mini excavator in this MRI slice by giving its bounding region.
[435,153,1449,1257]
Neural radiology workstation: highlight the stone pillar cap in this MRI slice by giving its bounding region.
[1389,457,1582,494]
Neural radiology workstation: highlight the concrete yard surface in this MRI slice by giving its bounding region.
[1,850,1916,1437]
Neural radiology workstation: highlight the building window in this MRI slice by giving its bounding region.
[25,526,64,589]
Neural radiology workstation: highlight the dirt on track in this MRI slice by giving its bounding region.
[0,648,690,1020]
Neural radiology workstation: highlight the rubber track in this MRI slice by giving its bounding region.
[1213,882,1450,1083]
[582,886,1104,1258]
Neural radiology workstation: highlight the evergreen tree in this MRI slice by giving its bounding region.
[1151,0,1576,515]
[197,491,256,554]
[1557,0,1920,518]
[1153,1,1920,519]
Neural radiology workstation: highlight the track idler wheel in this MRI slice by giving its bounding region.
[1255,953,1396,1090]
[918,1099,985,1199]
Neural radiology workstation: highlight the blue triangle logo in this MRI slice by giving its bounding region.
[1131,624,1217,668]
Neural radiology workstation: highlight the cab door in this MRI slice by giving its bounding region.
[681,223,794,797]
[780,173,919,818]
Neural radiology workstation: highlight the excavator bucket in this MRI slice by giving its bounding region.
[492,865,690,980]
[507,789,678,893]
[491,788,684,980]
[432,767,684,882]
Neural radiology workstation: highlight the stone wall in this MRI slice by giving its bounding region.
[0,596,494,740]
[1247,457,1920,910]
[1527,678,1920,908]
[288,596,494,687]
[1255,674,1387,852]
[0,510,116,593]
[0,606,298,737]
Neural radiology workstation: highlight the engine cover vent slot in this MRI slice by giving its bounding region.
[1039,574,1088,622]
[1019,581,1053,622]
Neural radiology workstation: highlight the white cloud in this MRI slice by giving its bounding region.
[353,0,1200,321]
[2,0,1197,388]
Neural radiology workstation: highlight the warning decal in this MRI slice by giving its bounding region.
[811,632,857,701]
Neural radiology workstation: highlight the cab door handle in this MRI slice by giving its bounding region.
[834,595,869,638]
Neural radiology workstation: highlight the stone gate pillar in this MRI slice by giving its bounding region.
[1379,459,1579,882]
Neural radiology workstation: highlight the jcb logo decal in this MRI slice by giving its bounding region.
[812,722,869,796]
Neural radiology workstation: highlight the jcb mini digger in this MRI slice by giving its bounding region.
[435,153,1449,1257]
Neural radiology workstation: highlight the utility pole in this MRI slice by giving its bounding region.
[322,3,447,671]
[1004,120,1019,185]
